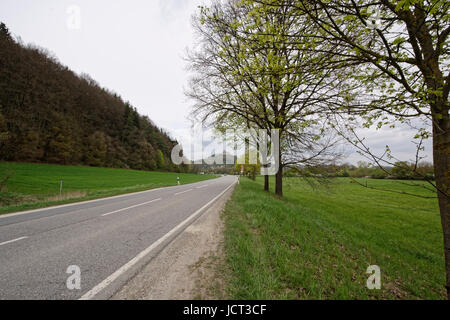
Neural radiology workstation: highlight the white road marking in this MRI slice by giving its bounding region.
[101,198,162,217]
[196,185,209,189]
[0,236,28,247]
[80,180,236,300]
[0,177,222,220]
[174,189,193,196]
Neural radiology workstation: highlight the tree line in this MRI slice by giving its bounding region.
[284,161,435,179]
[0,23,184,172]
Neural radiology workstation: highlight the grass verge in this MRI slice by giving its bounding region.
[0,162,216,215]
[222,176,445,299]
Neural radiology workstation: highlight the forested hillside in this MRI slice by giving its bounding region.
[0,23,181,171]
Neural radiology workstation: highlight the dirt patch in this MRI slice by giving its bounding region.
[0,191,88,207]
[44,191,88,202]
[111,185,234,300]
[0,192,28,206]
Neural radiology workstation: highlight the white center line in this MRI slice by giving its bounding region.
[196,185,209,189]
[0,236,28,247]
[174,189,193,196]
[101,198,162,217]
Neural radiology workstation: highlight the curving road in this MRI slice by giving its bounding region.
[0,175,236,300]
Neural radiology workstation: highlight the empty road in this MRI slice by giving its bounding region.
[0,175,236,300]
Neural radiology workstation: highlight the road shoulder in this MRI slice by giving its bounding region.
[111,183,234,300]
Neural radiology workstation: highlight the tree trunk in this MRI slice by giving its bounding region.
[275,148,283,196]
[432,116,450,299]
[264,175,269,191]
[274,128,283,196]
[275,166,283,196]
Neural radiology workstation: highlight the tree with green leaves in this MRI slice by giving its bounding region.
[157,149,165,170]
[187,0,342,196]
[298,0,450,298]
[245,0,449,297]
[235,148,262,180]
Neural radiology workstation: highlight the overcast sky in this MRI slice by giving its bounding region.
[0,0,433,165]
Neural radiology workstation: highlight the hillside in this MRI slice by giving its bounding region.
[0,23,182,171]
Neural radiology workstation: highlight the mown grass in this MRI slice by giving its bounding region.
[0,162,216,214]
[223,176,445,299]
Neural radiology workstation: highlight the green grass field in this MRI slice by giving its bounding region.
[223,176,445,299]
[0,162,216,214]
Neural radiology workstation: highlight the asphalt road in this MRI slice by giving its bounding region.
[0,175,236,300]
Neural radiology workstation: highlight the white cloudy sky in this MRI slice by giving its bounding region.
[0,0,433,164]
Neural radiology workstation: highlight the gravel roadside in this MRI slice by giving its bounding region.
[111,183,234,300]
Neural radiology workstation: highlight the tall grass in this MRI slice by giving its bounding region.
[223,177,444,299]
